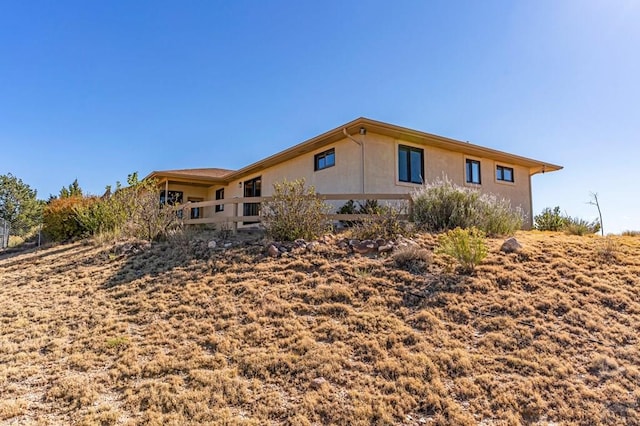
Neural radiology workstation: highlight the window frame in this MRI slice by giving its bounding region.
[398,144,424,184]
[465,159,482,185]
[314,148,336,171]
[215,188,224,212]
[496,165,515,183]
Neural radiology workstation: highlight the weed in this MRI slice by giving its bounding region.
[564,216,600,236]
[436,227,487,273]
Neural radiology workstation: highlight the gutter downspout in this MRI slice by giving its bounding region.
[343,128,365,194]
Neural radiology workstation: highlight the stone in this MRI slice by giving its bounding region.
[310,377,327,389]
[267,244,280,257]
[378,243,394,252]
[223,242,233,248]
[500,237,522,253]
[207,240,217,249]
[351,239,379,255]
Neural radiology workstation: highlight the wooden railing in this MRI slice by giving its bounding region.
[177,193,414,230]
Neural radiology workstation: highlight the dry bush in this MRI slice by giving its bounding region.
[0,399,27,421]
[350,203,409,240]
[392,246,432,274]
[45,375,99,409]
[412,176,523,236]
[261,178,331,241]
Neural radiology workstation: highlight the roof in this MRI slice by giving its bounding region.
[224,117,562,180]
[144,168,234,186]
[146,117,562,184]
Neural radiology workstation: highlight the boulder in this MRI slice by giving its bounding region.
[267,244,280,258]
[500,237,522,253]
[207,240,217,249]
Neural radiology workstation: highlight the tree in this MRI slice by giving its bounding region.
[58,179,83,198]
[0,173,43,237]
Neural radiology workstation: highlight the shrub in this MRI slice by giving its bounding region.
[411,176,523,236]
[43,196,99,242]
[393,246,432,274]
[74,173,180,242]
[436,227,487,274]
[350,203,409,240]
[534,206,566,231]
[564,217,600,236]
[621,230,640,237]
[261,179,331,241]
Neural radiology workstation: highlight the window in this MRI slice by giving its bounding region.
[496,165,514,182]
[243,176,261,224]
[314,148,335,171]
[465,159,481,184]
[215,188,224,212]
[398,145,424,184]
[159,190,183,205]
[188,197,203,219]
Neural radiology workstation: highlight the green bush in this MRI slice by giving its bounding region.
[261,179,331,241]
[534,206,600,236]
[43,196,98,242]
[436,227,488,274]
[411,177,523,236]
[75,173,180,242]
[534,206,566,231]
[564,217,600,236]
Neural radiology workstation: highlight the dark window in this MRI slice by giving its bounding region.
[243,176,261,224]
[314,148,335,171]
[215,188,224,212]
[398,145,424,184]
[160,190,183,205]
[188,197,203,219]
[496,165,514,182]
[465,159,481,184]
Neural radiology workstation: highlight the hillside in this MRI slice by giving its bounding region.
[1,231,639,425]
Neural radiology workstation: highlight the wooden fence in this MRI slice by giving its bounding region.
[178,193,414,230]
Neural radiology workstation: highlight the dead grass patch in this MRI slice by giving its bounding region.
[1,233,639,424]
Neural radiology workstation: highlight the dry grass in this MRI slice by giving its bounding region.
[1,231,639,424]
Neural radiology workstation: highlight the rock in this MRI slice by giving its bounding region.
[223,242,233,248]
[310,377,327,389]
[378,243,394,252]
[500,237,522,253]
[351,239,378,255]
[306,242,317,252]
[207,240,217,249]
[267,244,280,257]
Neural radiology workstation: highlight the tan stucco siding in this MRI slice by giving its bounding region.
[359,133,532,226]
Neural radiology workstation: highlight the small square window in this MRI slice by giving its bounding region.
[496,165,514,182]
[314,148,335,171]
[466,159,481,184]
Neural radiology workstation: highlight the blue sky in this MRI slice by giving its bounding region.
[1,0,638,233]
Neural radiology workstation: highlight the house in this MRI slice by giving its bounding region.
[145,117,562,228]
